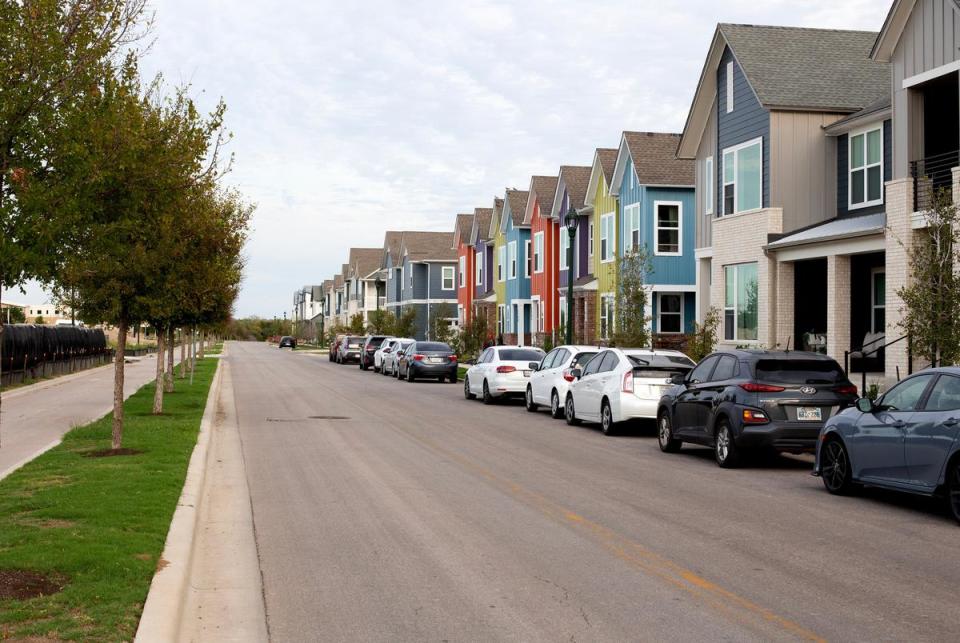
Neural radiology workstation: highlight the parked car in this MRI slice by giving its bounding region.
[813,368,960,524]
[524,345,600,419]
[336,335,365,364]
[374,337,403,372]
[563,348,695,435]
[463,346,546,404]
[396,341,458,382]
[328,334,345,362]
[384,339,413,377]
[278,336,296,349]
[360,335,388,371]
[656,350,857,467]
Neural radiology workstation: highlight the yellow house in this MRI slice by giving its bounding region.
[585,148,619,341]
[489,195,508,338]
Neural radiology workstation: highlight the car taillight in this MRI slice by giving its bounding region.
[449,354,457,362]
[497,365,516,373]
[562,369,575,382]
[742,409,769,424]
[835,384,858,396]
[413,354,424,361]
[622,371,634,393]
[739,382,786,393]
[366,347,375,352]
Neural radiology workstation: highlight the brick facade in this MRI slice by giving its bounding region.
[774,261,794,349]
[884,178,914,383]
[572,292,597,344]
[826,255,851,363]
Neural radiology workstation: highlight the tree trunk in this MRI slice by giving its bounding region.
[165,326,174,393]
[189,327,195,385]
[113,320,128,450]
[179,328,186,379]
[152,324,165,415]
[199,330,205,359]
[0,281,4,449]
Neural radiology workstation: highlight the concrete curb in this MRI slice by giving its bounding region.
[134,355,224,643]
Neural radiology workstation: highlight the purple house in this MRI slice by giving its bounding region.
[548,162,595,340]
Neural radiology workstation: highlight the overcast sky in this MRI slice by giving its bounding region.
[15,0,891,317]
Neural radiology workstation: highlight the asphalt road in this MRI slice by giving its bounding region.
[228,341,960,642]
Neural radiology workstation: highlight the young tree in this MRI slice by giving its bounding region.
[348,313,365,334]
[366,309,395,335]
[428,303,455,344]
[4,306,25,324]
[611,247,653,348]
[393,308,418,339]
[686,307,721,362]
[898,189,960,366]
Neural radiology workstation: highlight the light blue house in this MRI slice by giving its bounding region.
[499,188,532,345]
[609,132,697,335]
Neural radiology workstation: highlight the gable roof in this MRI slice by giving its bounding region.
[399,231,457,262]
[470,207,493,245]
[382,231,403,268]
[678,23,890,158]
[487,196,504,240]
[333,273,344,289]
[523,175,559,224]
[611,132,695,195]
[585,148,619,207]
[348,247,382,280]
[340,264,350,284]
[504,188,530,228]
[453,213,474,248]
[549,165,593,219]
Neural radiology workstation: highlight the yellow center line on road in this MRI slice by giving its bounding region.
[297,358,827,642]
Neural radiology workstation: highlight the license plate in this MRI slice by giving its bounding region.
[428,357,441,364]
[523,370,531,377]
[797,407,822,421]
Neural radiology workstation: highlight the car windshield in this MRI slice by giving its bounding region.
[417,342,451,352]
[498,349,545,361]
[367,337,386,346]
[347,337,363,347]
[571,352,598,368]
[754,359,844,384]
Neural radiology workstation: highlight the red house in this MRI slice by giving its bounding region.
[453,212,475,327]
[523,175,559,343]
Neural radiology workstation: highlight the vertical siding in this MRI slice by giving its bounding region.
[643,186,696,285]
[592,171,618,329]
[426,261,457,299]
[504,216,531,308]
[717,46,770,213]
[836,119,893,217]
[558,187,571,289]
[695,99,718,248]
[493,214,507,307]
[768,110,844,232]
[530,200,558,333]
[457,244,473,318]
[891,0,960,177]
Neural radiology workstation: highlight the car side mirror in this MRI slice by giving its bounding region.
[856,397,876,413]
[528,361,540,371]
[570,368,582,380]
[397,350,405,357]
[670,373,686,386]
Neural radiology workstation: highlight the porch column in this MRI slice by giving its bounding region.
[775,261,795,350]
[826,255,851,364]
[517,303,525,347]
[885,178,915,383]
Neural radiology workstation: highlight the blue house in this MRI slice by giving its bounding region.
[385,231,458,341]
[499,188,532,345]
[610,132,696,335]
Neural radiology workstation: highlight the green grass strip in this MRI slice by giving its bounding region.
[0,357,218,641]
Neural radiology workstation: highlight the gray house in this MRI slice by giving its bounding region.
[383,230,458,340]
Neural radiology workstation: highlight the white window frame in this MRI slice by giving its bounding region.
[458,256,466,288]
[497,304,505,334]
[724,262,759,343]
[624,202,641,251]
[524,239,532,278]
[441,266,455,291]
[559,230,569,270]
[457,304,464,325]
[657,292,683,334]
[722,137,763,216]
[654,201,683,256]
[475,249,483,286]
[871,267,886,333]
[726,61,734,113]
[600,212,615,263]
[533,231,544,273]
[508,240,518,279]
[600,293,615,339]
[498,246,506,282]
[408,262,413,288]
[704,156,714,215]
[559,296,567,329]
[848,124,884,210]
[588,222,594,257]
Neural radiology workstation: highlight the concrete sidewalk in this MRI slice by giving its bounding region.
[0,348,197,480]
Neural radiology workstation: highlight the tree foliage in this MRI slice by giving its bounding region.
[4,306,25,324]
[428,303,454,344]
[686,306,721,362]
[393,307,417,339]
[347,312,365,334]
[366,309,394,335]
[611,247,652,348]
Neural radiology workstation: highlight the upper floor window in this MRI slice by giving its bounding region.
[655,202,682,255]
[498,246,506,282]
[533,232,544,273]
[599,294,615,339]
[559,230,569,270]
[475,249,483,285]
[600,212,615,262]
[524,239,532,277]
[624,203,641,251]
[458,256,466,288]
[588,222,594,257]
[849,125,883,209]
[722,137,762,215]
[508,241,518,279]
[408,263,413,288]
[726,61,734,113]
[442,266,455,290]
[705,156,714,215]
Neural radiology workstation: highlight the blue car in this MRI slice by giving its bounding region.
[814,368,960,524]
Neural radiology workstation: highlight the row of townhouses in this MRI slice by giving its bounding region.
[297,0,960,385]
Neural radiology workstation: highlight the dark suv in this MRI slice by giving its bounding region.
[359,335,387,370]
[279,336,296,349]
[656,350,857,467]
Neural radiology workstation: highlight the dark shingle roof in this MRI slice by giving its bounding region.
[558,165,593,211]
[719,24,890,112]
[525,176,558,224]
[349,247,383,279]
[488,197,504,239]
[505,189,530,227]
[473,207,492,243]
[383,231,403,267]
[597,149,618,184]
[333,273,344,288]
[400,231,457,262]
[453,213,474,245]
[623,132,695,186]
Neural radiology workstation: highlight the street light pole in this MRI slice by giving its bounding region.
[564,207,579,346]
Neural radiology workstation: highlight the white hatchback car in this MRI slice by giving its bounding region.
[463,346,546,404]
[380,339,413,377]
[565,348,695,435]
[524,345,602,419]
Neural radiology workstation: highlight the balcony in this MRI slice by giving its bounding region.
[910,150,959,212]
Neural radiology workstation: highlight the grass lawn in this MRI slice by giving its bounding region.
[0,357,218,641]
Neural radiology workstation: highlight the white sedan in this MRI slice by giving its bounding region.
[380,339,413,377]
[564,348,695,435]
[463,346,546,404]
[524,345,601,419]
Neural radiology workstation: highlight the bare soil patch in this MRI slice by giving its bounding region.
[82,448,144,458]
[0,569,65,601]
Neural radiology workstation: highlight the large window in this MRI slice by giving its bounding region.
[655,202,682,255]
[508,241,517,279]
[458,256,465,288]
[475,249,483,285]
[559,229,569,270]
[600,212,615,262]
[705,156,714,215]
[624,203,641,251]
[849,125,883,209]
[724,262,758,342]
[524,239,531,278]
[722,138,762,215]
[871,268,885,333]
[658,293,682,334]
[442,266,455,290]
[600,294,615,339]
[498,246,505,282]
[533,232,544,273]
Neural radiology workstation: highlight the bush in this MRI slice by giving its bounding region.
[685,307,720,362]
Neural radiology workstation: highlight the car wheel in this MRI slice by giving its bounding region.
[449,373,458,383]
[482,380,494,405]
[394,364,400,379]
[714,421,740,468]
[657,412,682,453]
[406,367,415,383]
[821,437,854,495]
[464,376,476,400]
[600,400,616,436]
[948,459,960,525]
[360,361,366,371]
[550,390,563,419]
[565,395,581,426]
[438,375,446,383]
[525,386,538,412]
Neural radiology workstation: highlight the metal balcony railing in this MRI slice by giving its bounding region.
[911,150,959,212]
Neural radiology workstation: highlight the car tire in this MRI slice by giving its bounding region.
[600,400,617,436]
[714,421,740,468]
[549,390,563,420]
[482,380,494,405]
[394,364,400,379]
[525,386,538,412]
[406,367,415,383]
[449,373,458,383]
[464,377,476,400]
[948,458,960,525]
[565,395,581,426]
[360,361,366,371]
[438,375,446,383]
[657,411,682,453]
[821,437,854,495]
